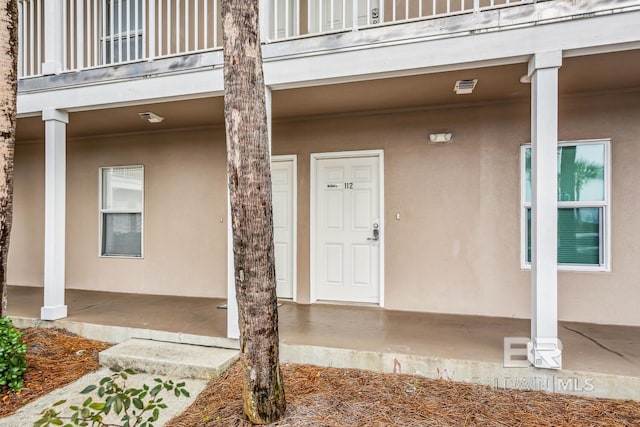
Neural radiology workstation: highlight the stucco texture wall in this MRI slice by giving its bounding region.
[10,142,45,286]
[273,91,640,326]
[9,90,640,326]
[10,127,229,298]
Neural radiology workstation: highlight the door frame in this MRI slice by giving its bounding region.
[310,149,385,307]
[272,154,298,302]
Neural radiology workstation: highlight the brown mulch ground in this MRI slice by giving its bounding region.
[0,327,111,417]
[168,361,640,427]
[2,329,640,426]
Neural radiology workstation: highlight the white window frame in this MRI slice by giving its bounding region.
[520,139,611,272]
[99,165,144,258]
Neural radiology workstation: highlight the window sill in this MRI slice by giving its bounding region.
[99,255,144,259]
[521,263,609,273]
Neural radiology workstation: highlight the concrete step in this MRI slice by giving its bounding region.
[99,338,239,380]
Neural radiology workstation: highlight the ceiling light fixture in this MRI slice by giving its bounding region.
[138,112,165,123]
[453,79,478,95]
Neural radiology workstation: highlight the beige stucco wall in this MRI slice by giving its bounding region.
[273,91,640,327]
[10,127,229,298]
[10,143,45,286]
[273,101,530,318]
[9,90,640,326]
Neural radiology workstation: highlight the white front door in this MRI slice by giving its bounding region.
[314,154,381,303]
[272,157,296,299]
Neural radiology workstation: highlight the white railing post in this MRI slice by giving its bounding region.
[352,0,358,30]
[259,0,271,42]
[473,0,480,12]
[148,0,156,60]
[36,0,42,74]
[17,0,23,77]
[76,0,84,69]
[42,0,64,74]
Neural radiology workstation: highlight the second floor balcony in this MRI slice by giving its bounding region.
[18,0,540,79]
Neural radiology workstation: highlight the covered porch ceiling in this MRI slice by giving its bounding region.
[16,49,640,142]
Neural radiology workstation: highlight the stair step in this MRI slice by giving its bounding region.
[99,338,239,380]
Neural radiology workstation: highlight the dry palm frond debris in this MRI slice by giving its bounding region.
[169,361,640,427]
[0,327,111,417]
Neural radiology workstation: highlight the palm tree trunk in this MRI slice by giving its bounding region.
[221,0,286,424]
[0,0,18,318]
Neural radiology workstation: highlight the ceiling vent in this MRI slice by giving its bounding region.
[453,79,478,95]
[138,111,165,123]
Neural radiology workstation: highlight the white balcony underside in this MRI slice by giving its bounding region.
[17,6,640,116]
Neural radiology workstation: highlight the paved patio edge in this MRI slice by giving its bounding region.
[10,316,240,349]
[280,343,640,401]
[11,316,640,401]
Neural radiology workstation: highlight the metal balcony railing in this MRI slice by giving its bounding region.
[18,0,536,79]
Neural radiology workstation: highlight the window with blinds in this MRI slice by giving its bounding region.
[99,165,144,257]
[521,140,609,270]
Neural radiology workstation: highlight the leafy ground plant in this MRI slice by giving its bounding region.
[35,369,189,427]
[0,317,27,392]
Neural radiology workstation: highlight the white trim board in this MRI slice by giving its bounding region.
[272,154,298,302]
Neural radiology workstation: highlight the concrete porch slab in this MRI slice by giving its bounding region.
[99,338,239,380]
[7,286,640,401]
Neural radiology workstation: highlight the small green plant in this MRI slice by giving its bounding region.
[0,317,27,393]
[35,369,190,427]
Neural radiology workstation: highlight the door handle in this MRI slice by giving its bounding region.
[367,223,380,241]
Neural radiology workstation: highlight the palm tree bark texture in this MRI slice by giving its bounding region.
[0,0,17,318]
[221,0,286,424]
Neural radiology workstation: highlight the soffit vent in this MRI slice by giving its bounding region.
[138,111,165,123]
[453,79,478,95]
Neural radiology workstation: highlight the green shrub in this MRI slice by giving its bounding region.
[0,317,27,393]
[35,369,190,427]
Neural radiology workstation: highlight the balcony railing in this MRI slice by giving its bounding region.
[269,0,532,39]
[18,0,534,79]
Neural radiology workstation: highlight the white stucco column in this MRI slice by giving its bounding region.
[42,0,64,75]
[527,51,562,369]
[41,109,68,320]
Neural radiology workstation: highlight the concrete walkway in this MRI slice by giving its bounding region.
[0,340,239,427]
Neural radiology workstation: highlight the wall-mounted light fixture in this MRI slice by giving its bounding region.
[138,111,165,123]
[428,132,454,144]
